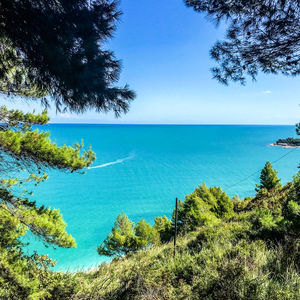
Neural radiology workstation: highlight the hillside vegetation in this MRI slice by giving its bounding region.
[59,171,300,300]
[2,163,298,300]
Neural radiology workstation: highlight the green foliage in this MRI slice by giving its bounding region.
[177,184,233,231]
[256,161,281,192]
[97,185,234,258]
[0,105,49,128]
[154,216,173,243]
[0,205,58,299]
[177,190,219,231]
[98,184,235,258]
[210,185,234,218]
[0,187,76,248]
[47,175,300,299]
[0,106,95,173]
[282,173,300,232]
[135,219,160,249]
[0,37,48,100]
[255,209,281,230]
[0,1,135,297]
[0,107,96,298]
[275,137,300,147]
[4,167,297,299]
[89,166,299,299]
[0,0,135,114]
[97,213,136,257]
[97,214,160,257]
[185,1,300,85]
[291,172,300,203]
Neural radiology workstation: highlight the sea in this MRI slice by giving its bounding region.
[24,124,299,271]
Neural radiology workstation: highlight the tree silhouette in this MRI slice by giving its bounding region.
[0,0,135,114]
[185,0,300,85]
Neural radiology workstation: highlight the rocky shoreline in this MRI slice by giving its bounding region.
[270,137,300,148]
[270,143,300,149]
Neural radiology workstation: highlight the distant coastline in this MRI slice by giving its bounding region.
[271,137,300,148]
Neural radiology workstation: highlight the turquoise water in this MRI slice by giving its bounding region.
[25,125,299,271]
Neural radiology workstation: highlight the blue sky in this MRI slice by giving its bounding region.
[1,0,300,124]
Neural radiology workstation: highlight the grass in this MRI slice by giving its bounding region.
[39,178,300,299]
[50,223,299,299]
[2,176,299,299]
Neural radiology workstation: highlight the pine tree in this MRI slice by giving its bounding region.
[0,1,134,296]
[185,1,299,167]
[97,213,136,257]
[176,183,233,231]
[185,1,300,85]
[135,219,159,249]
[154,216,172,243]
[97,214,160,257]
[256,161,281,192]
[0,106,96,297]
[0,0,135,115]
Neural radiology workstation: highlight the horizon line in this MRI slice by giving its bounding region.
[47,122,296,126]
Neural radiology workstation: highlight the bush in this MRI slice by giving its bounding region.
[177,184,233,231]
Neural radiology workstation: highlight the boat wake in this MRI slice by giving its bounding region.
[87,153,135,170]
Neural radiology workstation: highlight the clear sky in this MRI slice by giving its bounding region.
[1,0,300,124]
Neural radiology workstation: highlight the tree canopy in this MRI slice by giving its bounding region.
[0,0,135,295]
[97,213,136,257]
[0,105,95,244]
[97,168,299,259]
[97,213,159,257]
[256,161,281,192]
[0,0,135,114]
[0,106,96,296]
[186,1,300,168]
[176,184,233,232]
[185,0,300,85]
[97,184,235,257]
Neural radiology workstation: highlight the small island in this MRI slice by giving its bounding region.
[272,137,300,148]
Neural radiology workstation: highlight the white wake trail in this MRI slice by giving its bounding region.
[87,154,135,170]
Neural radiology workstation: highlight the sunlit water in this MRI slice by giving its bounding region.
[24,125,299,271]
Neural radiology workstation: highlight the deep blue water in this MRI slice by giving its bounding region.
[25,125,299,270]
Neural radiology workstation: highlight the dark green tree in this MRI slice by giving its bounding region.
[176,184,233,231]
[97,213,136,257]
[134,219,159,249]
[97,214,160,257]
[288,172,300,206]
[0,0,135,114]
[256,161,281,192]
[282,173,300,233]
[185,0,300,85]
[177,184,218,231]
[0,1,133,297]
[153,216,173,243]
